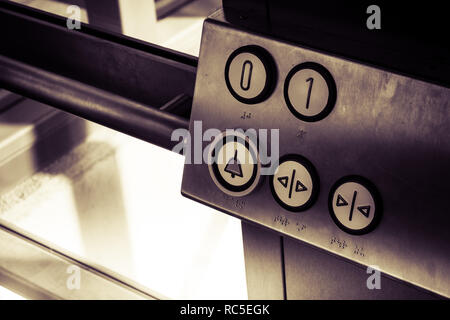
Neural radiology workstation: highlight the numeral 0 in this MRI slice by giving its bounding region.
[240,60,253,91]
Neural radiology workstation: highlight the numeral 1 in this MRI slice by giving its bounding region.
[305,77,314,109]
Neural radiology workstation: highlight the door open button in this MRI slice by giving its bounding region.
[270,154,319,212]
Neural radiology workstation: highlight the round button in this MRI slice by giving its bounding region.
[284,62,336,122]
[208,131,261,196]
[328,176,382,235]
[225,45,276,104]
[269,154,319,212]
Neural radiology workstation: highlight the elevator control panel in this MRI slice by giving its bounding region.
[181,10,450,298]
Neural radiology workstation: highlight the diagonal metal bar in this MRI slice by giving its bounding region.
[0,1,195,150]
[0,55,189,151]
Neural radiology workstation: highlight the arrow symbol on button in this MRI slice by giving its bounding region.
[357,205,371,218]
[277,176,289,188]
[336,194,348,207]
[277,172,308,199]
[295,180,307,192]
[343,191,371,221]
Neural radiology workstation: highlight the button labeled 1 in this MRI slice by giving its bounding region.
[225,45,276,104]
[284,62,336,122]
[270,154,319,212]
[329,176,382,235]
[209,131,261,197]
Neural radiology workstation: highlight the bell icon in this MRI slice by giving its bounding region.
[224,150,243,178]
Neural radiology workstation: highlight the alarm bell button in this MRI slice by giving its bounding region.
[208,131,261,197]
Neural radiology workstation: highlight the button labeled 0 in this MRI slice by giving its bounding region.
[225,45,276,104]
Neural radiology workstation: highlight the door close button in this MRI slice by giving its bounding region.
[208,131,261,197]
[328,175,382,235]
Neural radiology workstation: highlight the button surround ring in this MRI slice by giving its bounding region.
[208,131,261,197]
[224,45,277,104]
[284,61,337,122]
[328,175,383,235]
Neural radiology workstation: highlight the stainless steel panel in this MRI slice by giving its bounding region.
[182,11,450,297]
[283,236,439,299]
[241,222,284,300]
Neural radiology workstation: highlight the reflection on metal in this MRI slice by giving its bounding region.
[243,223,442,299]
[0,219,161,300]
[241,222,284,300]
[283,236,440,299]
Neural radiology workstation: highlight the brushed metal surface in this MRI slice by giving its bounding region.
[241,222,285,300]
[283,236,439,299]
[182,11,450,297]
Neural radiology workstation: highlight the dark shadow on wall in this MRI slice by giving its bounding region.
[0,96,135,278]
